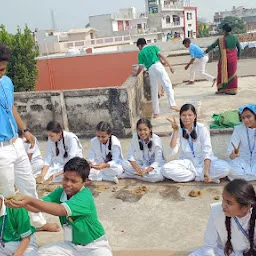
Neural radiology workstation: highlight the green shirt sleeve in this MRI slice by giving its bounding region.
[61,189,93,217]
[154,46,161,55]
[138,52,144,65]
[42,188,63,203]
[13,208,35,238]
[236,37,241,57]
[206,39,219,53]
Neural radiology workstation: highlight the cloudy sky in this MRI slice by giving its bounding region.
[1,0,256,33]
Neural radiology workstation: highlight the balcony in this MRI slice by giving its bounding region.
[162,21,184,29]
[58,35,132,53]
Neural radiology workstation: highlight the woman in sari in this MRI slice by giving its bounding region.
[206,23,241,95]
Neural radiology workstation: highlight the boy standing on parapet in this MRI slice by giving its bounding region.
[134,38,179,119]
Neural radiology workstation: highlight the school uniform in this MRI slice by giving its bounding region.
[227,124,256,181]
[88,135,123,182]
[0,196,38,255]
[38,187,112,256]
[122,133,165,182]
[0,75,46,228]
[189,202,253,256]
[44,131,83,182]
[189,44,215,82]
[161,123,230,183]
[23,137,44,178]
[138,45,177,115]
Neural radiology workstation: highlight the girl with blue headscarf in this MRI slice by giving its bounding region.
[228,104,256,180]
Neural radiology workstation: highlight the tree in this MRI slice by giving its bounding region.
[0,24,39,91]
[198,21,210,38]
[218,16,246,34]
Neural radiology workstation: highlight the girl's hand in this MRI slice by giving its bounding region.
[204,173,212,183]
[166,117,179,131]
[229,150,240,159]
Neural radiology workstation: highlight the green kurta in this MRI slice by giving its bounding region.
[206,34,241,57]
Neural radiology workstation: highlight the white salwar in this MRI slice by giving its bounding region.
[44,131,83,182]
[161,123,230,183]
[189,202,253,256]
[88,135,124,182]
[147,61,176,115]
[122,133,165,182]
[23,137,44,178]
[227,124,256,181]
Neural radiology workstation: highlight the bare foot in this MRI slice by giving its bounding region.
[36,223,61,232]
[153,114,159,118]
[187,81,195,85]
[170,106,180,112]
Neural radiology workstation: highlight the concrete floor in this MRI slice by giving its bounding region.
[34,58,256,255]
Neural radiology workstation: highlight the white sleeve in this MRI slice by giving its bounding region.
[67,137,80,161]
[227,127,240,156]
[169,133,180,155]
[88,141,95,163]
[150,146,163,169]
[44,140,53,166]
[108,145,121,167]
[127,141,137,162]
[203,210,219,254]
[200,126,213,160]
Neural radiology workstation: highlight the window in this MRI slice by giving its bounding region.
[187,13,193,20]
[166,15,171,24]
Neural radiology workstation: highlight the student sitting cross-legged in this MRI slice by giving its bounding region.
[0,195,37,255]
[6,157,112,256]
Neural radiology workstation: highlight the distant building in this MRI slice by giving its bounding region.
[36,28,98,56]
[145,0,198,39]
[213,6,256,32]
[89,7,162,44]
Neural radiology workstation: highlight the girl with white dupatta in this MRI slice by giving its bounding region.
[161,104,230,183]
[189,179,256,256]
[88,122,123,184]
[228,104,256,181]
[122,118,165,183]
[36,121,83,184]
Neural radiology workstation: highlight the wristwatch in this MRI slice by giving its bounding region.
[23,128,30,133]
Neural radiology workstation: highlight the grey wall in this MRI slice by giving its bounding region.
[89,14,115,38]
[14,75,146,138]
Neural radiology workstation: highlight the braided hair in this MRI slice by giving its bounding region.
[136,118,153,150]
[46,121,68,158]
[223,179,256,256]
[179,104,197,140]
[96,121,112,162]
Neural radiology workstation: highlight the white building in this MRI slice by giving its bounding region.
[145,0,198,39]
[89,8,162,44]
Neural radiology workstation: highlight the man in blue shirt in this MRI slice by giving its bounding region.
[0,43,60,232]
[183,38,216,86]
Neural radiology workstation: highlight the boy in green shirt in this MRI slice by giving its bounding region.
[6,157,112,256]
[135,38,179,118]
[0,195,37,255]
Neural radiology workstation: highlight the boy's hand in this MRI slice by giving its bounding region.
[185,64,190,70]
[6,195,31,208]
[169,67,174,74]
[23,131,35,149]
